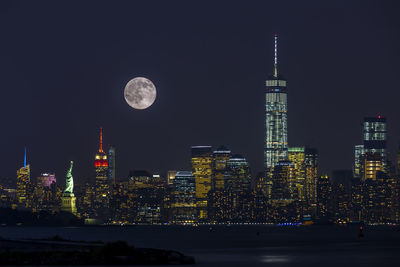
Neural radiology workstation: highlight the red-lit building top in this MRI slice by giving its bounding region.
[95,128,108,167]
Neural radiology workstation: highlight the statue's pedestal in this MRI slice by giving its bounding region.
[61,193,77,216]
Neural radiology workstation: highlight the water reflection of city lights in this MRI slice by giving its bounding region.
[260,255,290,263]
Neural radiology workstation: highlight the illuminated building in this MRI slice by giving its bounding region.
[191,146,212,220]
[151,174,165,188]
[254,172,268,195]
[110,170,164,224]
[16,148,31,208]
[170,171,196,224]
[362,172,393,224]
[264,34,288,173]
[363,116,387,166]
[94,128,109,212]
[212,146,231,190]
[108,146,116,185]
[167,170,177,185]
[271,161,295,200]
[224,155,251,192]
[36,173,56,188]
[361,153,382,181]
[354,116,387,177]
[288,147,306,201]
[350,177,363,222]
[331,170,352,222]
[316,175,332,220]
[353,145,364,177]
[82,183,95,218]
[207,190,233,223]
[305,148,318,204]
[129,170,152,188]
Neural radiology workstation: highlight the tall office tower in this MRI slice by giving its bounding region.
[264,34,288,173]
[224,155,251,192]
[16,148,30,207]
[271,161,295,200]
[288,147,306,201]
[316,175,332,219]
[36,173,56,188]
[364,116,387,163]
[191,146,212,220]
[170,171,196,224]
[108,146,116,185]
[212,146,231,190]
[95,128,109,204]
[354,116,387,177]
[305,148,318,204]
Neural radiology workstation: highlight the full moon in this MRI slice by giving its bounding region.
[124,77,157,110]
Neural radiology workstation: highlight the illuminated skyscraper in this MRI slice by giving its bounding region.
[316,174,332,219]
[95,128,109,205]
[363,116,387,167]
[305,148,318,204]
[224,155,251,192]
[288,147,306,201]
[108,146,116,185]
[16,148,30,207]
[212,146,231,190]
[191,146,212,220]
[170,171,196,224]
[271,161,295,200]
[354,116,387,177]
[264,34,288,172]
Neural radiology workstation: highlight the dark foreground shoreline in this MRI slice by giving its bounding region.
[0,237,195,265]
[1,225,400,266]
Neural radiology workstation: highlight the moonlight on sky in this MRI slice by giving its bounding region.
[124,77,157,110]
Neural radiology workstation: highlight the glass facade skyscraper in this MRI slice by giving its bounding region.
[363,117,387,166]
[354,116,387,177]
[108,145,116,185]
[304,148,318,204]
[224,155,251,192]
[212,146,231,190]
[170,171,196,224]
[264,34,288,172]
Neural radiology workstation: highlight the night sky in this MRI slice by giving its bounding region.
[1,0,399,185]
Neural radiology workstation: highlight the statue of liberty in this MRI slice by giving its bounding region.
[64,161,74,194]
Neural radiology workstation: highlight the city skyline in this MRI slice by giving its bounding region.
[1,1,400,184]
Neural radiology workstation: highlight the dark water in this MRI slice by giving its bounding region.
[0,225,400,266]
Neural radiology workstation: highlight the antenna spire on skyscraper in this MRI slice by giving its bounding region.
[99,127,104,153]
[274,34,278,78]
